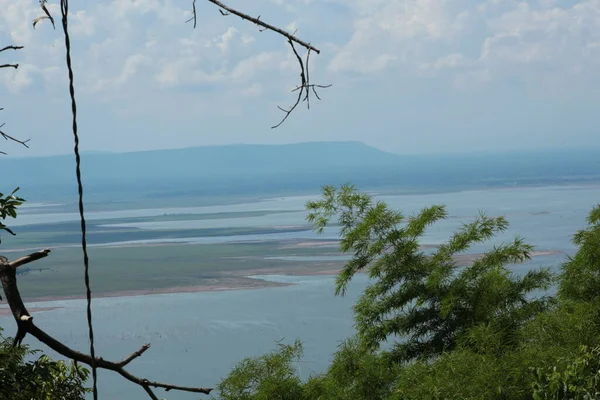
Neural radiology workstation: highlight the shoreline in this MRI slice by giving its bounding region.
[0,267,342,313]
[0,307,59,317]
[0,249,563,314]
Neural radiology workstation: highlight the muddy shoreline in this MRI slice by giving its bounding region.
[0,250,562,316]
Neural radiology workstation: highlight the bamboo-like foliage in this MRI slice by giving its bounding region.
[307,184,554,362]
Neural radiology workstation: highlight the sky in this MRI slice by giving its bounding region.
[1,0,599,157]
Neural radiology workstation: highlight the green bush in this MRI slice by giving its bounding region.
[0,328,89,400]
[216,189,600,400]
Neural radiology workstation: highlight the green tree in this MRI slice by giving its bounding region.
[304,337,400,400]
[306,184,553,362]
[559,205,600,303]
[0,188,24,243]
[0,328,89,400]
[215,340,305,400]
[216,194,600,400]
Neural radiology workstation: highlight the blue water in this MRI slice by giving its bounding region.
[0,275,368,400]
[1,183,599,399]
[102,183,598,256]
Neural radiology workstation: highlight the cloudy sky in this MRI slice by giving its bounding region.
[1,0,599,156]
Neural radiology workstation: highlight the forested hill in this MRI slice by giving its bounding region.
[3,141,600,202]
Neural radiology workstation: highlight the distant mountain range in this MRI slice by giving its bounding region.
[2,141,600,203]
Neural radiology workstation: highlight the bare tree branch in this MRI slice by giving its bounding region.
[0,251,213,398]
[0,123,31,149]
[143,385,160,400]
[185,0,197,28]
[185,0,331,127]
[272,41,332,129]
[0,46,24,53]
[1,46,30,154]
[207,0,320,54]
[118,343,151,367]
[8,249,50,269]
[33,0,56,29]
[0,46,22,69]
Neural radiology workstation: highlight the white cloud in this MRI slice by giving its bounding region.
[329,0,464,73]
[2,0,600,156]
[420,53,467,70]
[230,52,280,82]
[241,82,263,97]
[1,64,33,92]
[215,27,238,53]
[70,10,96,37]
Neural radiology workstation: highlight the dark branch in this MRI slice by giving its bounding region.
[207,0,320,54]
[118,343,151,367]
[183,1,331,127]
[1,46,29,154]
[185,0,197,28]
[0,46,24,53]
[0,251,213,397]
[8,249,50,269]
[33,0,56,29]
[0,123,31,149]
[142,384,160,400]
[272,41,331,129]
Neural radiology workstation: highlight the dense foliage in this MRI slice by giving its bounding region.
[0,328,89,400]
[216,185,600,400]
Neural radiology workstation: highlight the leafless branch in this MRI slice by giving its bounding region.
[33,0,56,29]
[185,0,197,28]
[0,46,21,69]
[1,46,30,154]
[118,343,151,367]
[8,249,50,269]
[272,41,332,129]
[0,46,24,53]
[143,385,160,400]
[206,0,320,54]
[0,251,213,398]
[0,123,31,149]
[184,0,331,127]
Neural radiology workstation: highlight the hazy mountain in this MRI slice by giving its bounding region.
[2,141,599,203]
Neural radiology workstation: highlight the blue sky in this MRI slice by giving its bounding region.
[1,0,599,156]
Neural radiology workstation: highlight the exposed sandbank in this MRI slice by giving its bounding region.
[0,249,563,308]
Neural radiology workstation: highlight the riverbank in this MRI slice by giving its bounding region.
[0,249,562,312]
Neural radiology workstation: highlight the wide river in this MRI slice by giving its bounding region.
[1,183,600,399]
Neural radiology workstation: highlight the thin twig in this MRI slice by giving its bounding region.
[183,0,331,127]
[8,249,50,269]
[207,0,320,53]
[185,0,197,28]
[0,123,30,148]
[0,45,27,154]
[272,41,331,129]
[118,343,151,367]
[0,45,24,53]
[142,384,160,400]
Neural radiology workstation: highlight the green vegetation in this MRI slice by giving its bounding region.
[0,188,24,243]
[216,185,600,400]
[0,328,89,400]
